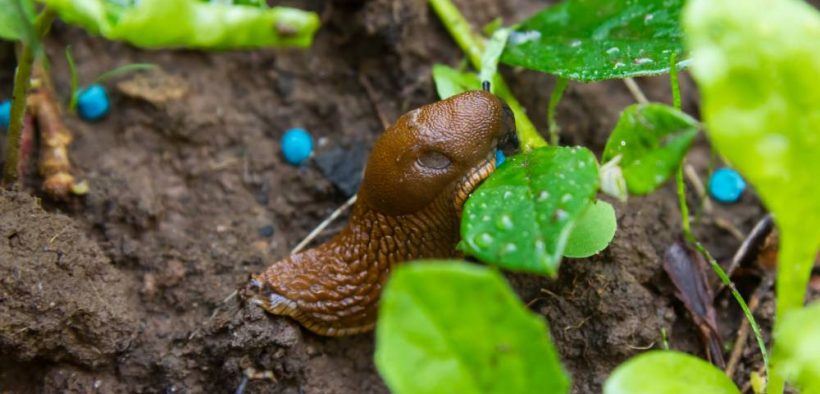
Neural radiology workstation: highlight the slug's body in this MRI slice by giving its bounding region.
[249,90,515,336]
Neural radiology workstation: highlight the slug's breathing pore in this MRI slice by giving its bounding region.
[248,90,516,336]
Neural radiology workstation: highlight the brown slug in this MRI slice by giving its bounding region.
[248,90,515,336]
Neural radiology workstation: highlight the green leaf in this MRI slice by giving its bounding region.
[772,302,820,393]
[432,64,481,100]
[602,103,699,195]
[563,200,616,258]
[479,27,511,85]
[0,0,35,43]
[375,261,570,394]
[604,350,740,394]
[684,0,820,320]
[41,0,320,49]
[460,146,599,275]
[501,0,687,81]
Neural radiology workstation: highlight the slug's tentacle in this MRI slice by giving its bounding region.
[249,90,516,336]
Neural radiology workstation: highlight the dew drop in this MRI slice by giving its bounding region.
[496,214,514,230]
[475,232,495,248]
[614,62,626,69]
[634,57,654,65]
[502,243,518,255]
[554,209,569,221]
[535,239,545,252]
[538,191,550,201]
[620,140,627,146]
[509,31,541,45]
[503,191,513,199]
[561,194,573,203]
[570,39,582,47]
[606,47,620,55]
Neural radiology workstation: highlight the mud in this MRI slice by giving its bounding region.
[0,0,797,393]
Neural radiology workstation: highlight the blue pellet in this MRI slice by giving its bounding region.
[709,167,746,203]
[281,128,313,165]
[0,99,11,130]
[77,84,110,121]
[495,149,506,167]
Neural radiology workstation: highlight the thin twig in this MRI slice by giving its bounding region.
[358,73,391,130]
[291,194,357,254]
[684,163,714,215]
[623,77,649,104]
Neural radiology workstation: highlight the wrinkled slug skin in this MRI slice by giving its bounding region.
[250,90,515,336]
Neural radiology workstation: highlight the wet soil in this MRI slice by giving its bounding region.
[0,0,804,393]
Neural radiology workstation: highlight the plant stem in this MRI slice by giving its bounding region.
[65,46,79,112]
[2,9,56,185]
[3,47,36,184]
[547,77,568,146]
[428,0,546,152]
[676,165,770,371]
[670,53,682,110]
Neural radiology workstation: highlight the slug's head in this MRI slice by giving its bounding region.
[360,90,516,216]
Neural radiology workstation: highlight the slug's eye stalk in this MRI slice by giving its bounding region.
[482,80,491,92]
[417,151,452,170]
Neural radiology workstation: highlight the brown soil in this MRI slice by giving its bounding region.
[0,0,807,393]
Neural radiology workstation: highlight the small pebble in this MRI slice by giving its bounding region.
[495,149,506,166]
[709,167,746,203]
[281,127,313,165]
[0,99,11,130]
[258,225,275,238]
[77,84,110,121]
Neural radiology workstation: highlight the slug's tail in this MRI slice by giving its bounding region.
[245,246,381,337]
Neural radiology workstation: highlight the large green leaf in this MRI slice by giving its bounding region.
[0,0,35,43]
[41,0,319,49]
[604,350,740,394]
[772,302,820,393]
[684,0,820,320]
[375,261,570,394]
[602,103,699,195]
[460,146,599,276]
[501,0,686,81]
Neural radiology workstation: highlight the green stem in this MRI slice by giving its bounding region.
[547,77,568,146]
[676,167,691,235]
[669,53,682,110]
[2,9,56,185]
[676,165,770,371]
[692,238,769,370]
[429,0,546,152]
[2,44,35,185]
[65,46,79,112]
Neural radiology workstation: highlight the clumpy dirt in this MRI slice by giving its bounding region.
[0,0,798,393]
